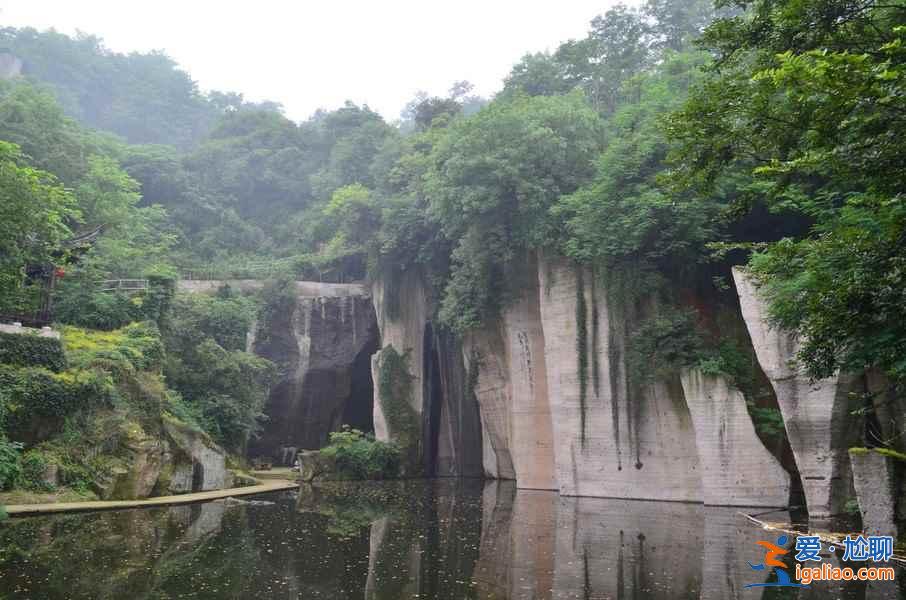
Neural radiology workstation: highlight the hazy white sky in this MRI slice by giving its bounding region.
[1,0,631,121]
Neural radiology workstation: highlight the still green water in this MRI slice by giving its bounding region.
[0,480,901,599]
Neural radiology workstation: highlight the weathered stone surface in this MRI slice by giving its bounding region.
[251,294,378,461]
[95,423,164,500]
[297,449,335,482]
[371,270,483,478]
[733,267,855,517]
[370,270,429,445]
[537,253,701,500]
[430,328,484,478]
[109,435,165,500]
[462,254,556,488]
[682,368,790,507]
[867,370,906,460]
[462,326,516,480]
[849,449,902,537]
[163,418,227,494]
[181,279,378,464]
[501,257,556,490]
[41,462,59,489]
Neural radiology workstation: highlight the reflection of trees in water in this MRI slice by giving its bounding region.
[0,502,259,599]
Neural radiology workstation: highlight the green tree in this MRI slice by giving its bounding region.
[554,5,653,113]
[501,53,573,98]
[0,27,223,147]
[426,92,604,331]
[668,0,906,381]
[555,51,716,273]
[163,292,275,452]
[0,141,78,314]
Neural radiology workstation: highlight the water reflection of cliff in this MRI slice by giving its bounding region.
[0,481,899,599]
[342,480,893,600]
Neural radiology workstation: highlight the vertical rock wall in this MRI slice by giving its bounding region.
[733,268,855,517]
[849,449,902,537]
[370,271,483,477]
[251,294,379,462]
[501,261,557,490]
[681,369,790,507]
[537,253,702,500]
[462,326,516,479]
[371,271,429,444]
[367,259,798,502]
[460,253,557,488]
[431,329,484,478]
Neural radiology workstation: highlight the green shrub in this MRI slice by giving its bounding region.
[627,308,703,384]
[747,405,786,441]
[0,365,113,437]
[0,437,22,490]
[697,340,758,396]
[844,498,861,516]
[54,275,176,331]
[141,275,176,327]
[376,345,419,454]
[54,287,141,331]
[168,291,257,353]
[163,337,275,453]
[62,322,164,372]
[320,426,401,480]
[0,331,67,372]
[17,449,54,492]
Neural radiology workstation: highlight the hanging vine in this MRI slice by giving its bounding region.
[575,265,589,447]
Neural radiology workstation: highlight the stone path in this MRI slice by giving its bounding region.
[4,479,299,516]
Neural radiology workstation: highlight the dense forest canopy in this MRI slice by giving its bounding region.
[2,0,905,399]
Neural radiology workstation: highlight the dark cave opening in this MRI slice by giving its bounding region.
[422,322,444,477]
[341,332,379,435]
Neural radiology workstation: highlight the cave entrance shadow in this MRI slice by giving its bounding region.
[422,322,444,477]
[341,332,379,435]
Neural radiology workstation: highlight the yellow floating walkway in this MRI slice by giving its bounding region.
[4,479,299,516]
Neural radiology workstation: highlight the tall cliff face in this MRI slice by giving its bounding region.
[250,293,379,463]
[461,254,556,488]
[370,271,429,445]
[370,270,483,477]
[733,268,856,517]
[462,326,516,480]
[372,255,798,506]
[537,253,703,500]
